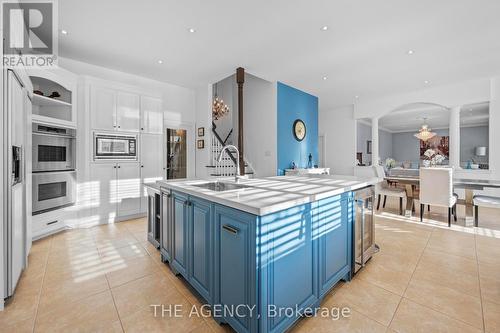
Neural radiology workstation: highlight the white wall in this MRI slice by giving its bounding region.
[319,105,356,175]
[354,78,491,119]
[243,75,277,177]
[194,85,212,178]
[212,74,235,144]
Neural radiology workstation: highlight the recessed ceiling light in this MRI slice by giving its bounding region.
[321,26,328,31]
[157,60,163,64]
[189,28,196,33]
[354,95,359,99]
[322,76,328,80]
[424,80,429,84]
[61,29,68,35]
[407,50,414,55]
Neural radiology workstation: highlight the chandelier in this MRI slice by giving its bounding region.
[212,83,229,120]
[414,118,436,141]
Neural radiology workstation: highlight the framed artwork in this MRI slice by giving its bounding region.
[420,136,449,159]
[197,127,205,137]
[367,141,372,154]
[197,139,205,149]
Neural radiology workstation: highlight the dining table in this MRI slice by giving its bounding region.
[384,175,500,226]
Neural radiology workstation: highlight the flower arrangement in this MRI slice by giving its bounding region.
[422,149,445,166]
[385,158,396,169]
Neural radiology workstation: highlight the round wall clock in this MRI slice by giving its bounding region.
[293,119,306,141]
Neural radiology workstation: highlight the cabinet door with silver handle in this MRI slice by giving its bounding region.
[222,224,239,235]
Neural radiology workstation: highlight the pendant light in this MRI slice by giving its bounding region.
[414,118,436,141]
[212,82,230,120]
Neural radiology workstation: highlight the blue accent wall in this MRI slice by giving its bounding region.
[277,82,319,175]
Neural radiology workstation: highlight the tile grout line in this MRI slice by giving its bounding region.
[386,223,435,329]
[31,236,53,333]
[388,224,484,331]
[474,233,486,333]
[102,248,126,333]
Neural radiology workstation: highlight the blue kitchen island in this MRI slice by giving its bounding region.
[156,175,376,333]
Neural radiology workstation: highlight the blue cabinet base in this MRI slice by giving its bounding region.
[160,191,354,333]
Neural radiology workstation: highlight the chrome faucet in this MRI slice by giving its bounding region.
[217,145,242,183]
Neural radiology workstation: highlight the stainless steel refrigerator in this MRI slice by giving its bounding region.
[3,68,32,300]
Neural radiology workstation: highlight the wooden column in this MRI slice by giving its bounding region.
[236,67,245,175]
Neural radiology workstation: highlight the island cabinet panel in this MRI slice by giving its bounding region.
[316,193,353,297]
[159,189,354,333]
[214,204,258,333]
[259,203,319,333]
[189,196,214,302]
[160,189,172,263]
[172,191,189,277]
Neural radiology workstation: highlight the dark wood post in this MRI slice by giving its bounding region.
[236,67,245,175]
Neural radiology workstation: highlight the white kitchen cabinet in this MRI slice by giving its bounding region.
[90,162,141,221]
[140,96,163,134]
[90,87,140,132]
[91,86,116,131]
[140,133,164,211]
[90,163,118,220]
[117,162,141,217]
[116,92,140,132]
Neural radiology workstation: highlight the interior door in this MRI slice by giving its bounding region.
[90,163,118,222]
[117,162,141,217]
[140,96,163,134]
[140,133,164,211]
[116,92,140,132]
[166,128,187,179]
[91,86,116,131]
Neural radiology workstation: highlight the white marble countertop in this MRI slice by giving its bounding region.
[157,174,377,216]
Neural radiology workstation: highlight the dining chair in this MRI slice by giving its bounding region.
[419,167,457,227]
[373,166,407,215]
[473,195,500,227]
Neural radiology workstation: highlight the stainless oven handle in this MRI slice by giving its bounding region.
[33,132,75,139]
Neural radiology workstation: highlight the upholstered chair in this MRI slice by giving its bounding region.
[419,167,457,227]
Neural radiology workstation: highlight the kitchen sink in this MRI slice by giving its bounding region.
[192,181,250,192]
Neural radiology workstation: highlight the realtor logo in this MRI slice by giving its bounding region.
[2,0,58,67]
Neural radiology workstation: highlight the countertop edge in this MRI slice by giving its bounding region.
[156,176,376,216]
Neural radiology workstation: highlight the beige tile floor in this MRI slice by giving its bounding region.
[0,203,499,333]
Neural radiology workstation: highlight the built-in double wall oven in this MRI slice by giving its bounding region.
[32,123,76,214]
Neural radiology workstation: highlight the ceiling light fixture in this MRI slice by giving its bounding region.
[414,118,436,141]
[212,82,229,120]
[61,29,68,35]
[322,76,328,80]
[407,50,414,55]
[424,80,429,84]
[354,95,359,99]
[321,26,328,31]
[157,60,163,64]
[189,28,196,33]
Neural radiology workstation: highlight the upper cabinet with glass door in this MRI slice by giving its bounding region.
[28,71,77,128]
[460,102,489,170]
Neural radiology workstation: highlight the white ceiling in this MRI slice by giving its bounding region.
[58,0,500,109]
[378,102,489,132]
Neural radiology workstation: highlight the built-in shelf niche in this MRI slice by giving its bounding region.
[30,76,73,122]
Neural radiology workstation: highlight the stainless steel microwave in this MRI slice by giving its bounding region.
[94,133,138,160]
